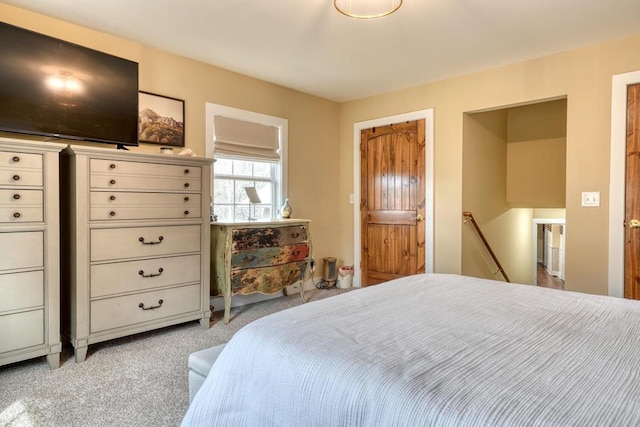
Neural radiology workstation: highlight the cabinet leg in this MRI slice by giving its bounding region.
[200,315,211,329]
[46,353,60,370]
[75,346,88,363]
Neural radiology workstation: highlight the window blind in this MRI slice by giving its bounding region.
[213,116,280,161]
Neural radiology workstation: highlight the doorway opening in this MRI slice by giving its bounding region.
[533,218,565,290]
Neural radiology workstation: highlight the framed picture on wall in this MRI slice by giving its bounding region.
[138,91,185,147]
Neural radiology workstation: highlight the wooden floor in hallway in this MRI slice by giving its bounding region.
[537,262,564,290]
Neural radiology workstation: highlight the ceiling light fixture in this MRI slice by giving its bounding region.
[334,0,402,19]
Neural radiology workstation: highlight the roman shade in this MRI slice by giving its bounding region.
[213,116,280,161]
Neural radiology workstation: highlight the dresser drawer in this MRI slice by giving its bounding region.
[231,225,308,251]
[90,225,201,262]
[90,159,201,179]
[90,283,201,333]
[91,254,201,297]
[231,243,309,270]
[90,192,201,221]
[0,309,44,353]
[0,169,43,187]
[0,271,43,312]
[0,151,42,170]
[90,159,201,192]
[230,261,307,294]
[0,231,43,271]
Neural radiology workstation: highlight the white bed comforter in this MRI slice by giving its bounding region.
[183,274,640,426]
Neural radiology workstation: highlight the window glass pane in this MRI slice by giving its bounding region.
[255,181,272,204]
[235,181,253,203]
[253,162,271,178]
[215,158,233,175]
[213,179,234,204]
[214,205,233,222]
[234,205,250,221]
[255,205,271,220]
[233,160,253,177]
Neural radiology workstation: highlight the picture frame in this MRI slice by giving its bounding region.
[138,91,185,147]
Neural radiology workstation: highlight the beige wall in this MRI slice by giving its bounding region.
[0,3,342,272]
[339,33,640,295]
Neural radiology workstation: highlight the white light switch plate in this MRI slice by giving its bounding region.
[581,191,600,207]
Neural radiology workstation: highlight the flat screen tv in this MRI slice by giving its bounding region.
[0,21,139,147]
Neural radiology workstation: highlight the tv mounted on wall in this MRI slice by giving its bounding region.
[0,21,139,147]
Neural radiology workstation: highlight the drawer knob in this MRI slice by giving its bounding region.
[184,169,190,175]
[109,179,116,185]
[184,210,190,215]
[13,212,21,219]
[184,196,190,202]
[12,193,20,200]
[138,299,164,311]
[138,267,164,278]
[12,175,20,181]
[184,183,190,188]
[109,163,116,169]
[109,211,116,217]
[139,235,164,245]
[109,195,116,201]
[12,156,20,163]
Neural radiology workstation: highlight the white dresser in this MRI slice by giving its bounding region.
[61,145,213,362]
[0,138,65,369]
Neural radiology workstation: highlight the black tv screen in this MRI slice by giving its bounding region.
[0,22,139,147]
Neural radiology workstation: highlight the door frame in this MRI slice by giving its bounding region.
[352,109,434,287]
[532,218,565,285]
[609,71,640,297]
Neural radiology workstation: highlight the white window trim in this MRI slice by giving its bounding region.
[206,103,288,211]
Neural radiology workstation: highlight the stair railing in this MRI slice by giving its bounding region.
[462,211,511,283]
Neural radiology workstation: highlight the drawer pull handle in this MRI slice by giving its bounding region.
[109,195,116,201]
[138,299,163,310]
[13,212,21,219]
[184,183,190,188]
[139,235,164,245]
[184,210,190,215]
[12,156,20,163]
[292,232,300,238]
[184,169,190,175]
[13,194,20,200]
[12,175,20,181]
[109,211,116,217]
[109,163,116,169]
[138,267,164,278]
[184,196,190,202]
[109,179,116,185]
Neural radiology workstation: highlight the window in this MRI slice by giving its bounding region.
[206,103,288,223]
[213,158,279,222]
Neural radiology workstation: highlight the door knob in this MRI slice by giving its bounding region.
[630,219,640,228]
[415,214,424,222]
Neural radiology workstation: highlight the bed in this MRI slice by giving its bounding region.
[182,273,640,426]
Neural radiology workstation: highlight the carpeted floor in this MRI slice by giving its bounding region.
[0,288,349,426]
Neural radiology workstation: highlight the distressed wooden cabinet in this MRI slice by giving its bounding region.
[211,220,311,324]
[0,138,65,369]
[61,145,213,362]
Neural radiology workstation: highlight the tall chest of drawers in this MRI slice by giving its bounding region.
[211,220,311,324]
[61,146,213,362]
[0,138,65,369]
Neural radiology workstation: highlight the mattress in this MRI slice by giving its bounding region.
[183,273,640,426]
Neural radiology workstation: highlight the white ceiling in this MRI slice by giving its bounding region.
[4,0,640,102]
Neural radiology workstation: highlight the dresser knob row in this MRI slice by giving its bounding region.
[138,299,164,310]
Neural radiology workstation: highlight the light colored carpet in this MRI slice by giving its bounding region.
[0,288,349,426]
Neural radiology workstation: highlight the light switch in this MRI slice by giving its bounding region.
[581,191,600,207]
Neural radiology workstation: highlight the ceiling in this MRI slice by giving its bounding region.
[4,0,640,102]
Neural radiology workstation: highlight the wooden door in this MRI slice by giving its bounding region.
[625,83,640,299]
[360,119,426,286]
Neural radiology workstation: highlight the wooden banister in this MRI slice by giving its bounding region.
[463,211,511,283]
